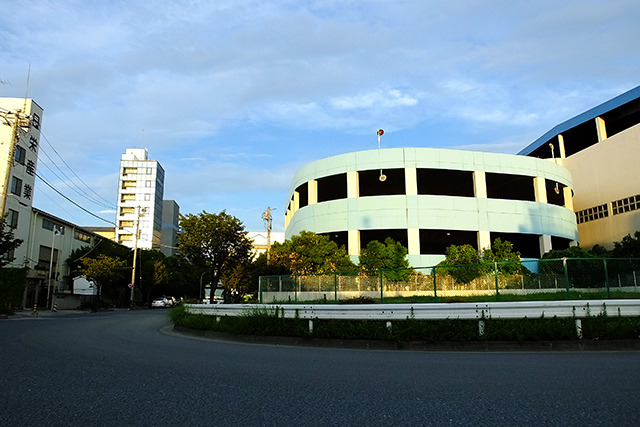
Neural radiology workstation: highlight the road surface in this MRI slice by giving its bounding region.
[1,309,639,426]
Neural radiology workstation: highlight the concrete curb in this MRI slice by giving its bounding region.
[172,325,640,351]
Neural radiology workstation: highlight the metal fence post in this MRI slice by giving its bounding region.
[433,266,438,301]
[563,257,570,297]
[295,275,298,303]
[379,270,384,303]
[603,258,610,298]
[494,262,499,297]
[334,272,338,302]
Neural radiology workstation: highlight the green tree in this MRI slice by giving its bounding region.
[612,231,640,258]
[359,238,411,281]
[483,238,523,275]
[270,231,356,275]
[80,254,128,298]
[178,211,253,303]
[1,215,23,268]
[437,244,490,284]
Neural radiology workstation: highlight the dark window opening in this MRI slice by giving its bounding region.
[295,183,308,208]
[545,179,565,206]
[359,168,405,197]
[417,168,474,197]
[317,173,347,202]
[600,98,640,139]
[551,236,572,252]
[319,231,348,250]
[562,120,599,157]
[419,229,477,255]
[490,232,541,258]
[486,172,535,201]
[360,229,408,250]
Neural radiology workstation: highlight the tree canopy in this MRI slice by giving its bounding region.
[79,254,128,296]
[178,210,252,302]
[0,215,23,268]
[437,244,488,284]
[270,231,356,275]
[359,238,410,281]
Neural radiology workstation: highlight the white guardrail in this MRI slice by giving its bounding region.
[185,300,640,337]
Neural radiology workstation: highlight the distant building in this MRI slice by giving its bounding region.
[247,231,285,258]
[161,200,179,257]
[519,85,640,250]
[115,148,165,250]
[1,97,44,267]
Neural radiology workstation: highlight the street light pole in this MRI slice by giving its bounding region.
[46,228,60,310]
[200,271,206,303]
[129,206,146,308]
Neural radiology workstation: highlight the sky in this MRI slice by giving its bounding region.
[1,0,639,233]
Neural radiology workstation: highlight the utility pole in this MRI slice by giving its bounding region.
[262,207,273,263]
[129,206,146,308]
[0,109,26,216]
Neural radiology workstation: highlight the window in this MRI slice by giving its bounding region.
[120,207,135,215]
[612,194,640,215]
[146,167,153,174]
[122,180,137,188]
[144,194,151,201]
[576,204,609,224]
[145,180,152,188]
[7,209,18,228]
[10,177,22,195]
[14,146,26,165]
[121,193,136,202]
[74,231,92,242]
[119,234,133,242]
[42,218,65,234]
[123,167,137,175]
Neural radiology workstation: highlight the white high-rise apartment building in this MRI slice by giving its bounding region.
[115,148,164,250]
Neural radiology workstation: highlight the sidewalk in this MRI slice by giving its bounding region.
[2,308,91,319]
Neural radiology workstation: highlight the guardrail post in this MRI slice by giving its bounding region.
[603,258,610,298]
[563,257,570,297]
[308,319,314,333]
[432,266,438,301]
[575,318,583,339]
[478,319,486,337]
[494,262,499,298]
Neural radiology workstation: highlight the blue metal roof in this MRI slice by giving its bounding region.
[519,85,640,155]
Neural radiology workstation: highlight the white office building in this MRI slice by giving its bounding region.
[115,148,164,250]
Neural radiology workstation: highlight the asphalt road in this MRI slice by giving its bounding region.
[1,309,639,426]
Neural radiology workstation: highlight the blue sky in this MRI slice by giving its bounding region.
[1,0,639,232]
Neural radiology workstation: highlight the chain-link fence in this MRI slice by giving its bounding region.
[258,258,640,303]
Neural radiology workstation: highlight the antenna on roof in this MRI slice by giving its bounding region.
[377,129,386,182]
[23,63,31,112]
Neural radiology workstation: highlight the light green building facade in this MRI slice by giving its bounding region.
[285,147,578,267]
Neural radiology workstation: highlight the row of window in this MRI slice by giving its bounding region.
[122,167,155,175]
[576,204,609,224]
[319,229,572,259]
[576,193,640,224]
[121,193,154,202]
[121,180,155,189]
[612,194,640,215]
[290,169,566,211]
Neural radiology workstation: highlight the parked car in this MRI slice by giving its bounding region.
[151,298,166,308]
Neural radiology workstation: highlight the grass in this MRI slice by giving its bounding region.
[170,303,640,343]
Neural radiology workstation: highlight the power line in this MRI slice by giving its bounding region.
[35,172,116,226]
[36,152,115,211]
[39,132,116,209]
